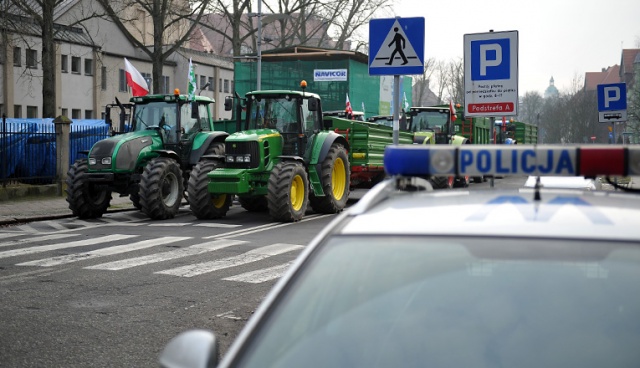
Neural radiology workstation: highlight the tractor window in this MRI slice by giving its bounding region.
[410,111,448,133]
[301,99,316,135]
[248,97,298,133]
[132,101,177,132]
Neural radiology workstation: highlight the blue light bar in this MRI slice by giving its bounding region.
[384,145,640,177]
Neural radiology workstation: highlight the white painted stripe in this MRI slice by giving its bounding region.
[16,224,38,233]
[223,261,294,283]
[0,234,136,259]
[85,239,247,271]
[194,223,242,228]
[148,223,192,227]
[0,234,81,248]
[0,233,32,241]
[202,214,331,240]
[109,213,146,222]
[65,220,96,227]
[156,243,303,278]
[16,236,191,267]
[42,221,68,231]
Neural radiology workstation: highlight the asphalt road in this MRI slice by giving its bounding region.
[0,179,527,367]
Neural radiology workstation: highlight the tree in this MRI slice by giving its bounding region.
[519,91,544,126]
[96,0,211,94]
[412,58,438,106]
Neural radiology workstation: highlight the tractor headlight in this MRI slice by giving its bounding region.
[101,157,112,165]
[89,158,97,165]
[226,155,235,163]
[243,154,251,162]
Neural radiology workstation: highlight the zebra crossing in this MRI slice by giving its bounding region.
[0,232,307,284]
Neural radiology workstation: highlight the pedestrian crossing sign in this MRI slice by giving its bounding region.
[369,17,424,76]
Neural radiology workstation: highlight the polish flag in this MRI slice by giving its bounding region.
[124,58,149,97]
[449,100,457,122]
[345,93,353,116]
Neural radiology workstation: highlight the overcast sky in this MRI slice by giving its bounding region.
[388,0,640,96]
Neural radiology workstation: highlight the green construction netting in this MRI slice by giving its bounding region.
[234,59,412,120]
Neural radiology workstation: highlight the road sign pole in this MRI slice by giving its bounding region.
[393,75,400,145]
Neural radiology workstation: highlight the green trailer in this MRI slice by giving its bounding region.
[324,117,413,188]
[506,121,538,144]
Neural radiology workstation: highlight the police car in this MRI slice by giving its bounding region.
[160,145,640,368]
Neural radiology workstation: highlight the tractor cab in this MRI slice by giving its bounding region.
[406,106,453,144]
[243,91,322,157]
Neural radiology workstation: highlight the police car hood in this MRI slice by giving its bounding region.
[341,189,640,242]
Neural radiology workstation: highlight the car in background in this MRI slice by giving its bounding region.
[523,175,603,190]
[160,145,640,368]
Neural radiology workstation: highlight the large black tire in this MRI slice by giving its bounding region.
[430,176,454,189]
[267,161,309,222]
[309,144,350,213]
[187,159,231,219]
[129,191,142,210]
[139,157,183,220]
[238,196,268,212]
[66,159,112,219]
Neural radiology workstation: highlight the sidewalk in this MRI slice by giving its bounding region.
[0,185,135,225]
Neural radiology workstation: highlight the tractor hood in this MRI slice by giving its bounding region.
[88,130,161,172]
[226,129,281,143]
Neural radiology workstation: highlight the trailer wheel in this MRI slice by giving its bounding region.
[66,159,112,219]
[187,159,231,219]
[267,161,309,222]
[238,196,268,212]
[139,157,183,220]
[310,144,350,213]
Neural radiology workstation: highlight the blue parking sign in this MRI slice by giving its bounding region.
[470,38,511,81]
[597,83,626,111]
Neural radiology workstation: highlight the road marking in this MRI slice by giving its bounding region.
[156,243,303,278]
[194,223,242,228]
[0,234,137,259]
[148,223,193,227]
[0,233,81,248]
[16,236,191,267]
[85,239,248,271]
[42,220,69,231]
[203,214,332,239]
[223,261,294,283]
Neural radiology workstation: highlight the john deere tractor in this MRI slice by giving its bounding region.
[187,81,350,222]
[404,105,469,189]
[66,89,229,220]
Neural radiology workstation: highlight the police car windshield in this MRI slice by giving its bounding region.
[235,236,640,368]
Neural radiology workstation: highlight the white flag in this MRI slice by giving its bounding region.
[187,58,196,101]
[124,58,149,97]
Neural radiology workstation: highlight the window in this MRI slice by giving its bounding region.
[224,79,229,93]
[26,106,38,118]
[231,81,234,94]
[219,78,222,92]
[61,55,68,73]
[61,108,68,117]
[101,66,107,90]
[200,75,206,90]
[141,72,151,91]
[162,76,170,94]
[84,59,93,76]
[26,49,37,68]
[13,47,21,66]
[85,110,93,119]
[14,105,22,118]
[71,56,81,73]
[119,69,127,92]
[72,109,81,119]
[208,77,214,91]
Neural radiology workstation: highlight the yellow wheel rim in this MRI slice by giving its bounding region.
[211,194,227,209]
[331,157,346,200]
[290,174,305,211]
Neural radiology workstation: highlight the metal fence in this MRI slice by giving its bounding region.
[0,116,109,186]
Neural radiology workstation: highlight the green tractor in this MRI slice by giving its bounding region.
[66,90,229,220]
[188,81,351,222]
[404,105,469,189]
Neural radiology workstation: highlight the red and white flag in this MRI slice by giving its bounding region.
[345,93,353,116]
[449,100,457,122]
[124,58,149,97]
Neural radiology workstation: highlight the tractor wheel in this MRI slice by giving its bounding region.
[430,176,454,189]
[238,196,268,212]
[139,157,183,220]
[187,159,231,219]
[454,175,470,188]
[129,191,142,210]
[66,159,112,219]
[309,144,350,213]
[267,161,309,222]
